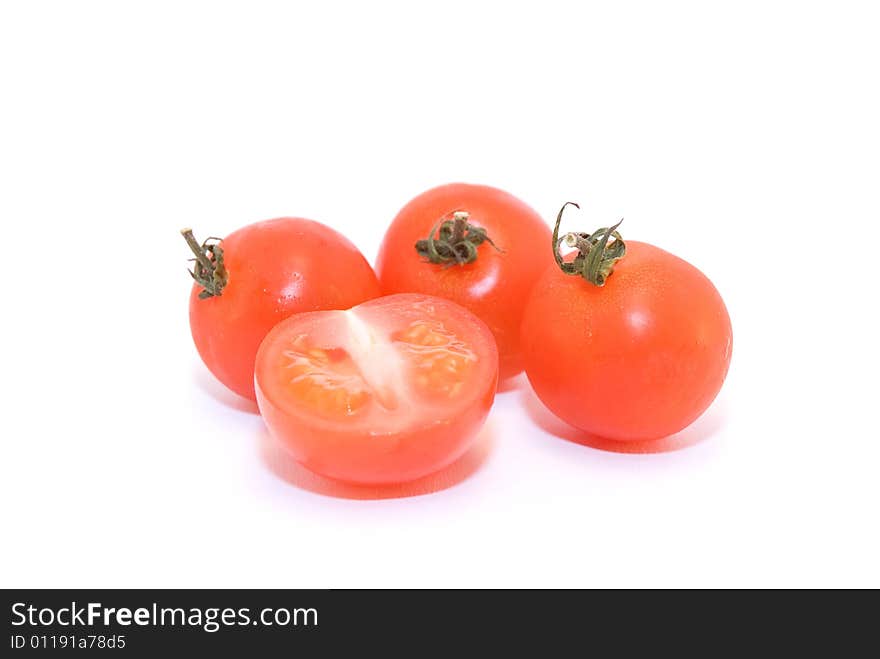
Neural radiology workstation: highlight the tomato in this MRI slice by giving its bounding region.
[375,183,551,380]
[183,218,380,401]
[254,294,498,484]
[520,204,732,441]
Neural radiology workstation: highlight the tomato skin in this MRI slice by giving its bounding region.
[188,218,380,401]
[254,294,499,484]
[521,241,732,441]
[375,183,552,380]
[256,379,495,484]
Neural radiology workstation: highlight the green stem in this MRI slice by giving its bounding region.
[181,228,214,274]
[415,211,501,266]
[552,202,626,286]
[181,228,228,298]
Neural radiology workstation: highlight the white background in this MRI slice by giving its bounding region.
[2,1,878,588]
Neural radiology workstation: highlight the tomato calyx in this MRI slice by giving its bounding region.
[552,202,626,287]
[181,228,228,298]
[415,211,502,266]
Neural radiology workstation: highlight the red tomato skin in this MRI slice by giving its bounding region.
[254,294,499,484]
[256,374,496,484]
[375,183,552,380]
[521,241,732,441]
[189,218,380,401]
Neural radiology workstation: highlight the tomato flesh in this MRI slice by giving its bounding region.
[255,294,498,484]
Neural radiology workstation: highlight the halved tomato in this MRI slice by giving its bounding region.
[254,294,499,484]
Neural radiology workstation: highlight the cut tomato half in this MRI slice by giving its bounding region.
[255,293,499,484]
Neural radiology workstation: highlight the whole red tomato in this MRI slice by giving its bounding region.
[375,183,551,380]
[183,217,380,401]
[520,203,732,441]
